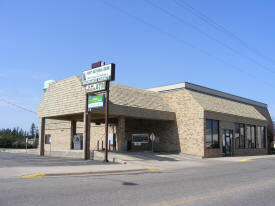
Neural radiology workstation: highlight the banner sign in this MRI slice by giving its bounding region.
[82,64,115,86]
[86,81,106,93]
[88,94,105,109]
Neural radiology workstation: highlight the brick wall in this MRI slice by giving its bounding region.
[45,119,114,152]
[160,90,205,157]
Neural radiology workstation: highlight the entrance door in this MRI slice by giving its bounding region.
[222,129,233,156]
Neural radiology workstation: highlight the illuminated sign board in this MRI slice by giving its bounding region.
[88,95,105,109]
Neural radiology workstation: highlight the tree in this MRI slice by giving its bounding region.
[0,124,37,149]
[30,123,36,139]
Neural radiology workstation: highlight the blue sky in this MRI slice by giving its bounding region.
[0,0,275,130]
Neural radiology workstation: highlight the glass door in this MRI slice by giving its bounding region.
[222,129,233,156]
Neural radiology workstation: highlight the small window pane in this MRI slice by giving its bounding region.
[262,127,266,148]
[251,126,256,148]
[212,133,219,148]
[247,126,252,148]
[205,119,219,149]
[212,120,219,148]
[235,123,240,149]
[206,120,212,149]
[240,124,245,148]
[257,126,265,149]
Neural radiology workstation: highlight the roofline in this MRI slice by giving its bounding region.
[147,82,267,109]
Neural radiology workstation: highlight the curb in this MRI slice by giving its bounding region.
[22,168,162,178]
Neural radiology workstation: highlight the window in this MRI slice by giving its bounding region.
[206,119,219,149]
[246,125,256,148]
[45,135,51,144]
[235,123,245,149]
[257,126,266,149]
[132,134,149,143]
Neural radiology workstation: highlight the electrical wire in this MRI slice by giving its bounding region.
[99,0,275,89]
[0,98,37,114]
[173,0,275,66]
[145,0,275,74]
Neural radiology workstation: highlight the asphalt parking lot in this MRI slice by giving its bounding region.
[0,152,109,168]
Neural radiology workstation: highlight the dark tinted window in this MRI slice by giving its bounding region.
[206,119,219,149]
[235,123,245,149]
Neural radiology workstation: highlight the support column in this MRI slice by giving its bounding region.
[39,117,45,156]
[83,94,91,160]
[117,117,126,152]
[70,120,76,149]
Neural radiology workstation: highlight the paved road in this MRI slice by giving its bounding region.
[1,153,275,206]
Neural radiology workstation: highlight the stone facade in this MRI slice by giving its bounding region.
[160,90,205,157]
[44,119,115,152]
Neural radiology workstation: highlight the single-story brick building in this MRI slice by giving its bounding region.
[38,76,273,158]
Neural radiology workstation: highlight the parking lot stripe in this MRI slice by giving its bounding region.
[22,173,46,178]
[239,158,253,162]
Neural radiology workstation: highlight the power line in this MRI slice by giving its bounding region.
[145,0,275,75]
[173,0,275,66]
[0,98,37,114]
[99,0,275,89]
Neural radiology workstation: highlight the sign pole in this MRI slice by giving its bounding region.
[82,61,115,162]
[84,93,91,160]
[104,81,110,162]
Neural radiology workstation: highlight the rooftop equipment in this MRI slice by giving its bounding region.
[43,80,56,93]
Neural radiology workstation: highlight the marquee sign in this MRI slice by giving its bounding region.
[82,63,115,86]
[86,81,106,93]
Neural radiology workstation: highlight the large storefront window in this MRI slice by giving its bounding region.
[257,126,266,149]
[206,119,219,149]
[246,125,256,148]
[235,123,245,149]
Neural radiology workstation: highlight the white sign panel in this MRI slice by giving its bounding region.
[82,64,115,85]
[73,134,81,150]
[108,133,114,145]
[134,142,142,146]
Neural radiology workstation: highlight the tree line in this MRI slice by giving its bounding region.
[0,123,39,149]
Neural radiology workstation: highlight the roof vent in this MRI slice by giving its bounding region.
[43,80,56,93]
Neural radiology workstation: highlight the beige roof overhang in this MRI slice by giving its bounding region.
[38,76,175,121]
[188,90,267,124]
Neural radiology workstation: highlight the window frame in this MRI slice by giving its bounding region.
[205,119,220,149]
[235,123,245,149]
[246,125,256,149]
[257,126,266,149]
